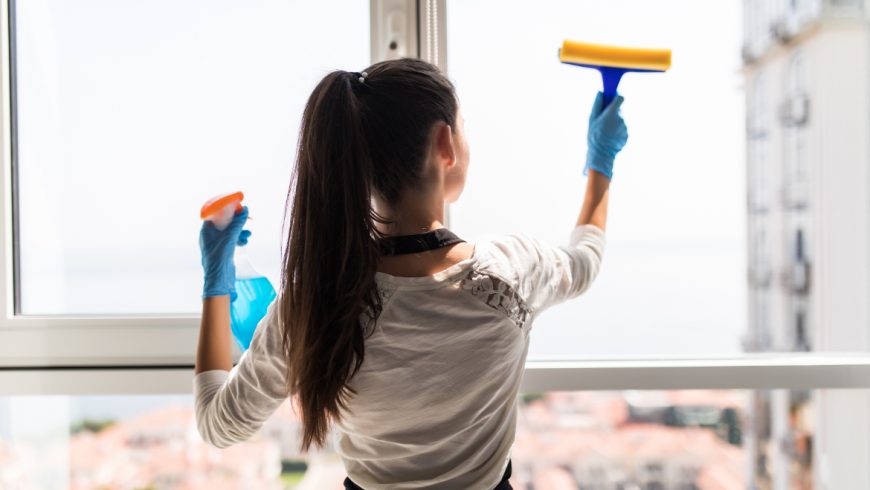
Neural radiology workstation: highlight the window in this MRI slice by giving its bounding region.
[782,50,809,208]
[787,226,810,294]
[787,226,811,353]
[12,0,370,315]
[744,0,774,57]
[749,71,770,213]
[0,0,371,365]
[3,2,870,489]
[746,287,773,352]
[1,388,863,489]
[447,0,746,359]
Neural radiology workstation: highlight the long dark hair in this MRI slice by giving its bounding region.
[279,58,459,451]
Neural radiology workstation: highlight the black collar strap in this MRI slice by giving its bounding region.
[378,228,465,256]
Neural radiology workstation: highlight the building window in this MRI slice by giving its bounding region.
[782,51,810,209]
[795,308,810,351]
[749,72,770,213]
[749,217,772,288]
[787,227,811,295]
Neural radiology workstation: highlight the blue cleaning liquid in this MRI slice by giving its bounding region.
[230,276,277,351]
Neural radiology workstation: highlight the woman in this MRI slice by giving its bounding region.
[196,57,627,489]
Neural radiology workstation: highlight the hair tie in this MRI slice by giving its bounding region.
[357,71,368,84]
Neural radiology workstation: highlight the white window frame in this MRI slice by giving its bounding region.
[2,355,870,395]
[0,0,229,367]
[0,0,869,396]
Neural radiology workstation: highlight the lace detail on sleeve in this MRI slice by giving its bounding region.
[458,269,531,329]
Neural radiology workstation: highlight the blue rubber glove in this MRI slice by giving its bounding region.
[585,91,628,180]
[199,205,251,302]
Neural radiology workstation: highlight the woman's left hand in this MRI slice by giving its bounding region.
[199,206,251,302]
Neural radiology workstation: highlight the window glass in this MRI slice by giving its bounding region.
[446,0,745,359]
[14,0,370,314]
[1,389,859,489]
[783,51,809,207]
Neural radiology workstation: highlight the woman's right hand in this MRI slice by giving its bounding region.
[199,206,251,302]
[585,91,628,180]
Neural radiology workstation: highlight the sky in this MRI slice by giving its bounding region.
[13,0,745,360]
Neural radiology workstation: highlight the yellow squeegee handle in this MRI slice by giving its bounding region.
[559,40,672,109]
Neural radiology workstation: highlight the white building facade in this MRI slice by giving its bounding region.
[743,0,870,489]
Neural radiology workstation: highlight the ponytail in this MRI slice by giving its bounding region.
[280,59,458,451]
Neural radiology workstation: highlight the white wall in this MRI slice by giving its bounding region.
[744,2,870,488]
[812,21,870,490]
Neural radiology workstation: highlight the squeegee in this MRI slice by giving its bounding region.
[559,40,672,108]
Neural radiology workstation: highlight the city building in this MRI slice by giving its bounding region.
[513,391,745,489]
[742,0,870,488]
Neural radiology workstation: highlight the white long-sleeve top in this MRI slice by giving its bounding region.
[194,224,605,489]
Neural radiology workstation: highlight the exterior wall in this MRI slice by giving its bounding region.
[743,1,870,489]
[812,21,870,354]
[810,19,870,490]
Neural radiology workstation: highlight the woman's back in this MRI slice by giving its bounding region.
[193,225,603,489]
[339,227,603,489]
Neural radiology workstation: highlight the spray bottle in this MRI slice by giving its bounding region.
[200,191,276,352]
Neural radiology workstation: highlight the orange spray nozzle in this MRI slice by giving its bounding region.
[200,191,252,229]
[201,191,244,219]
